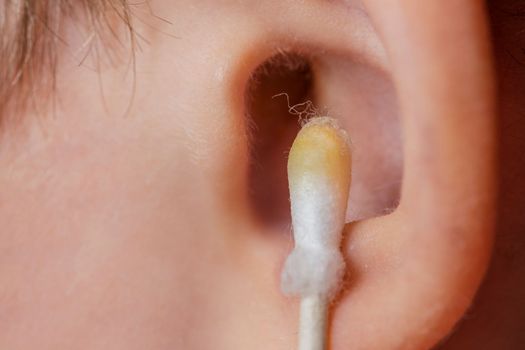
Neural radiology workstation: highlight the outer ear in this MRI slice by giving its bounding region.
[334,1,497,349]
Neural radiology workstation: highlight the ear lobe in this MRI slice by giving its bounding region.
[333,1,497,349]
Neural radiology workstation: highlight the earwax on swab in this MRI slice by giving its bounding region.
[281,117,352,350]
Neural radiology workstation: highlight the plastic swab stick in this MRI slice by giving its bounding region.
[281,117,352,350]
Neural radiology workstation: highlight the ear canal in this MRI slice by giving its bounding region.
[245,53,312,228]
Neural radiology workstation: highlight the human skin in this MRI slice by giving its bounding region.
[0,0,524,349]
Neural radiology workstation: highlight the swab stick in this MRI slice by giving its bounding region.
[281,117,352,350]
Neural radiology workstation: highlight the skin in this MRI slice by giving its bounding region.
[0,0,524,349]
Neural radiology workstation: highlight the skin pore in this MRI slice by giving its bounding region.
[0,0,524,349]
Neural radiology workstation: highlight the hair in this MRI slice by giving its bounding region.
[0,0,134,123]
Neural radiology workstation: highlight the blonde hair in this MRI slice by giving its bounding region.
[0,0,134,122]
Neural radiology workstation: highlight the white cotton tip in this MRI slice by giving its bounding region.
[281,117,352,299]
[281,247,345,297]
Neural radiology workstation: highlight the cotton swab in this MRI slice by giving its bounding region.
[281,117,352,350]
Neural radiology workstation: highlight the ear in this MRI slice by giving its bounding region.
[331,1,497,349]
[241,1,496,347]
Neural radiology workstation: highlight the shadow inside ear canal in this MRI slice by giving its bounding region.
[245,52,313,230]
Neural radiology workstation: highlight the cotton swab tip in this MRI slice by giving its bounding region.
[288,118,351,194]
[281,117,352,299]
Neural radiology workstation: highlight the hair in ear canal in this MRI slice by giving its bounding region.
[272,92,320,126]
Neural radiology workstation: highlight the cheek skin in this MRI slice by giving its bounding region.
[0,2,296,349]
